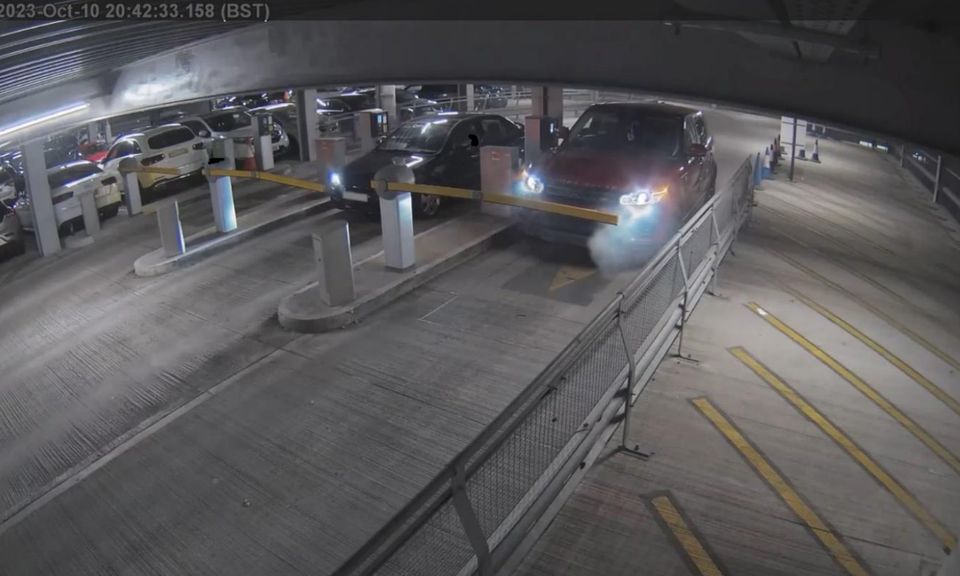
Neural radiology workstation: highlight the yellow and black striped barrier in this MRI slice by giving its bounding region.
[122,165,618,225]
[378,180,619,226]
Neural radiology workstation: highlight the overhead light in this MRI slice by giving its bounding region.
[0,102,90,139]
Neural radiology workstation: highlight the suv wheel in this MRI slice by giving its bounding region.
[413,194,441,218]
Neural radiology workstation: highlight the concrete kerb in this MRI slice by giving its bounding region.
[277,216,515,333]
[133,197,330,277]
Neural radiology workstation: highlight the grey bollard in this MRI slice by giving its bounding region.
[156,201,185,257]
[373,163,416,271]
[78,188,100,236]
[118,157,142,216]
[209,138,237,233]
[480,146,519,217]
[313,219,355,306]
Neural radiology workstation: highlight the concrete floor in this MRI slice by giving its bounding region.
[513,139,960,576]
[0,108,780,575]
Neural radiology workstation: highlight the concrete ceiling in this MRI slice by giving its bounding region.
[0,0,958,153]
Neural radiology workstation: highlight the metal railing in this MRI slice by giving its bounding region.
[902,146,960,222]
[331,154,757,576]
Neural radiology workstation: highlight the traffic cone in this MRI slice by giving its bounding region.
[240,155,257,171]
[812,139,821,163]
[754,152,763,188]
[762,147,772,179]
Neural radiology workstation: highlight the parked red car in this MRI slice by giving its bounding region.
[518,102,717,251]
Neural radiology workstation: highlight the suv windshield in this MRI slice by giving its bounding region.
[379,119,453,153]
[203,111,252,132]
[566,108,682,156]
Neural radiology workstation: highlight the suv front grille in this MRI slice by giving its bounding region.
[542,182,621,209]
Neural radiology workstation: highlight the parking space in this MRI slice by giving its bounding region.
[513,139,960,576]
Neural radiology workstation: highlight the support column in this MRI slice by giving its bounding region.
[86,121,100,143]
[466,84,475,112]
[531,86,563,119]
[21,140,60,256]
[103,119,112,143]
[296,88,320,162]
[789,117,798,182]
[377,85,398,130]
[156,201,185,257]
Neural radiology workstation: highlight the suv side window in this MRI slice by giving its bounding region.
[448,119,482,150]
[683,116,700,152]
[694,116,708,143]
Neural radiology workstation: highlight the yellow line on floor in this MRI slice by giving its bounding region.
[767,248,960,372]
[649,494,725,576]
[691,397,871,576]
[729,347,956,552]
[781,287,960,419]
[746,302,960,476]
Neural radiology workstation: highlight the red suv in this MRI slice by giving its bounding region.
[518,103,717,250]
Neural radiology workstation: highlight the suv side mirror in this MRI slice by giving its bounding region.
[558,126,570,140]
[199,129,210,138]
[689,143,708,157]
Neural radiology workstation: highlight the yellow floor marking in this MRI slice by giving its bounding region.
[730,347,956,552]
[548,265,596,292]
[767,247,960,372]
[781,287,960,419]
[649,494,725,576]
[691,397,871,576]
[746,302,960,476]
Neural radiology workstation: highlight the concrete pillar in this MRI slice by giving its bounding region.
[253,113,275,171]
[296,88,320,162]
[377,85,398,131]
[79,189,100,236]
[312,220,355,306]
[531,86,563,119]
[86,121,100,143]
[103,119,112,143]
[373,164,416,271]
[156,201,185,257]
[480,146,518,218]
[20,140,60,256]
[466,84,475,112]
[317,137,346,183]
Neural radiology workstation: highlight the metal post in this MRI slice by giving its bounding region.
[450,462,492,576]
[674,249,690,358]
[789,116,798,182]
[708,210,720,296]
[934,154,943,204]
[616,295,636,451]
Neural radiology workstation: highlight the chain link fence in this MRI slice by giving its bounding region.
[332,154,756,576]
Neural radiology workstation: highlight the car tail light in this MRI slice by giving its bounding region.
[52,191,73,204]
[101,176,117,186]
[192,142,205,150]
[141,154,165,166]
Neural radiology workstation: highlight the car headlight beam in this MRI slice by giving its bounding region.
[620,185,668,206]
[522,171,544,194]
[329,172,342,188]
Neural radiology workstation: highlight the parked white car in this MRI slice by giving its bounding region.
[99,125,207,197]
[14,160,122,236]
[0,201,24,260]
[176,108,257,161]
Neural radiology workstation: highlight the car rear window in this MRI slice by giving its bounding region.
[147,127,195,149]
[204,111,252,132]
[48,163,101,189]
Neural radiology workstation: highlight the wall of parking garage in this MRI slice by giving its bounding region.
[1,20,958,155]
